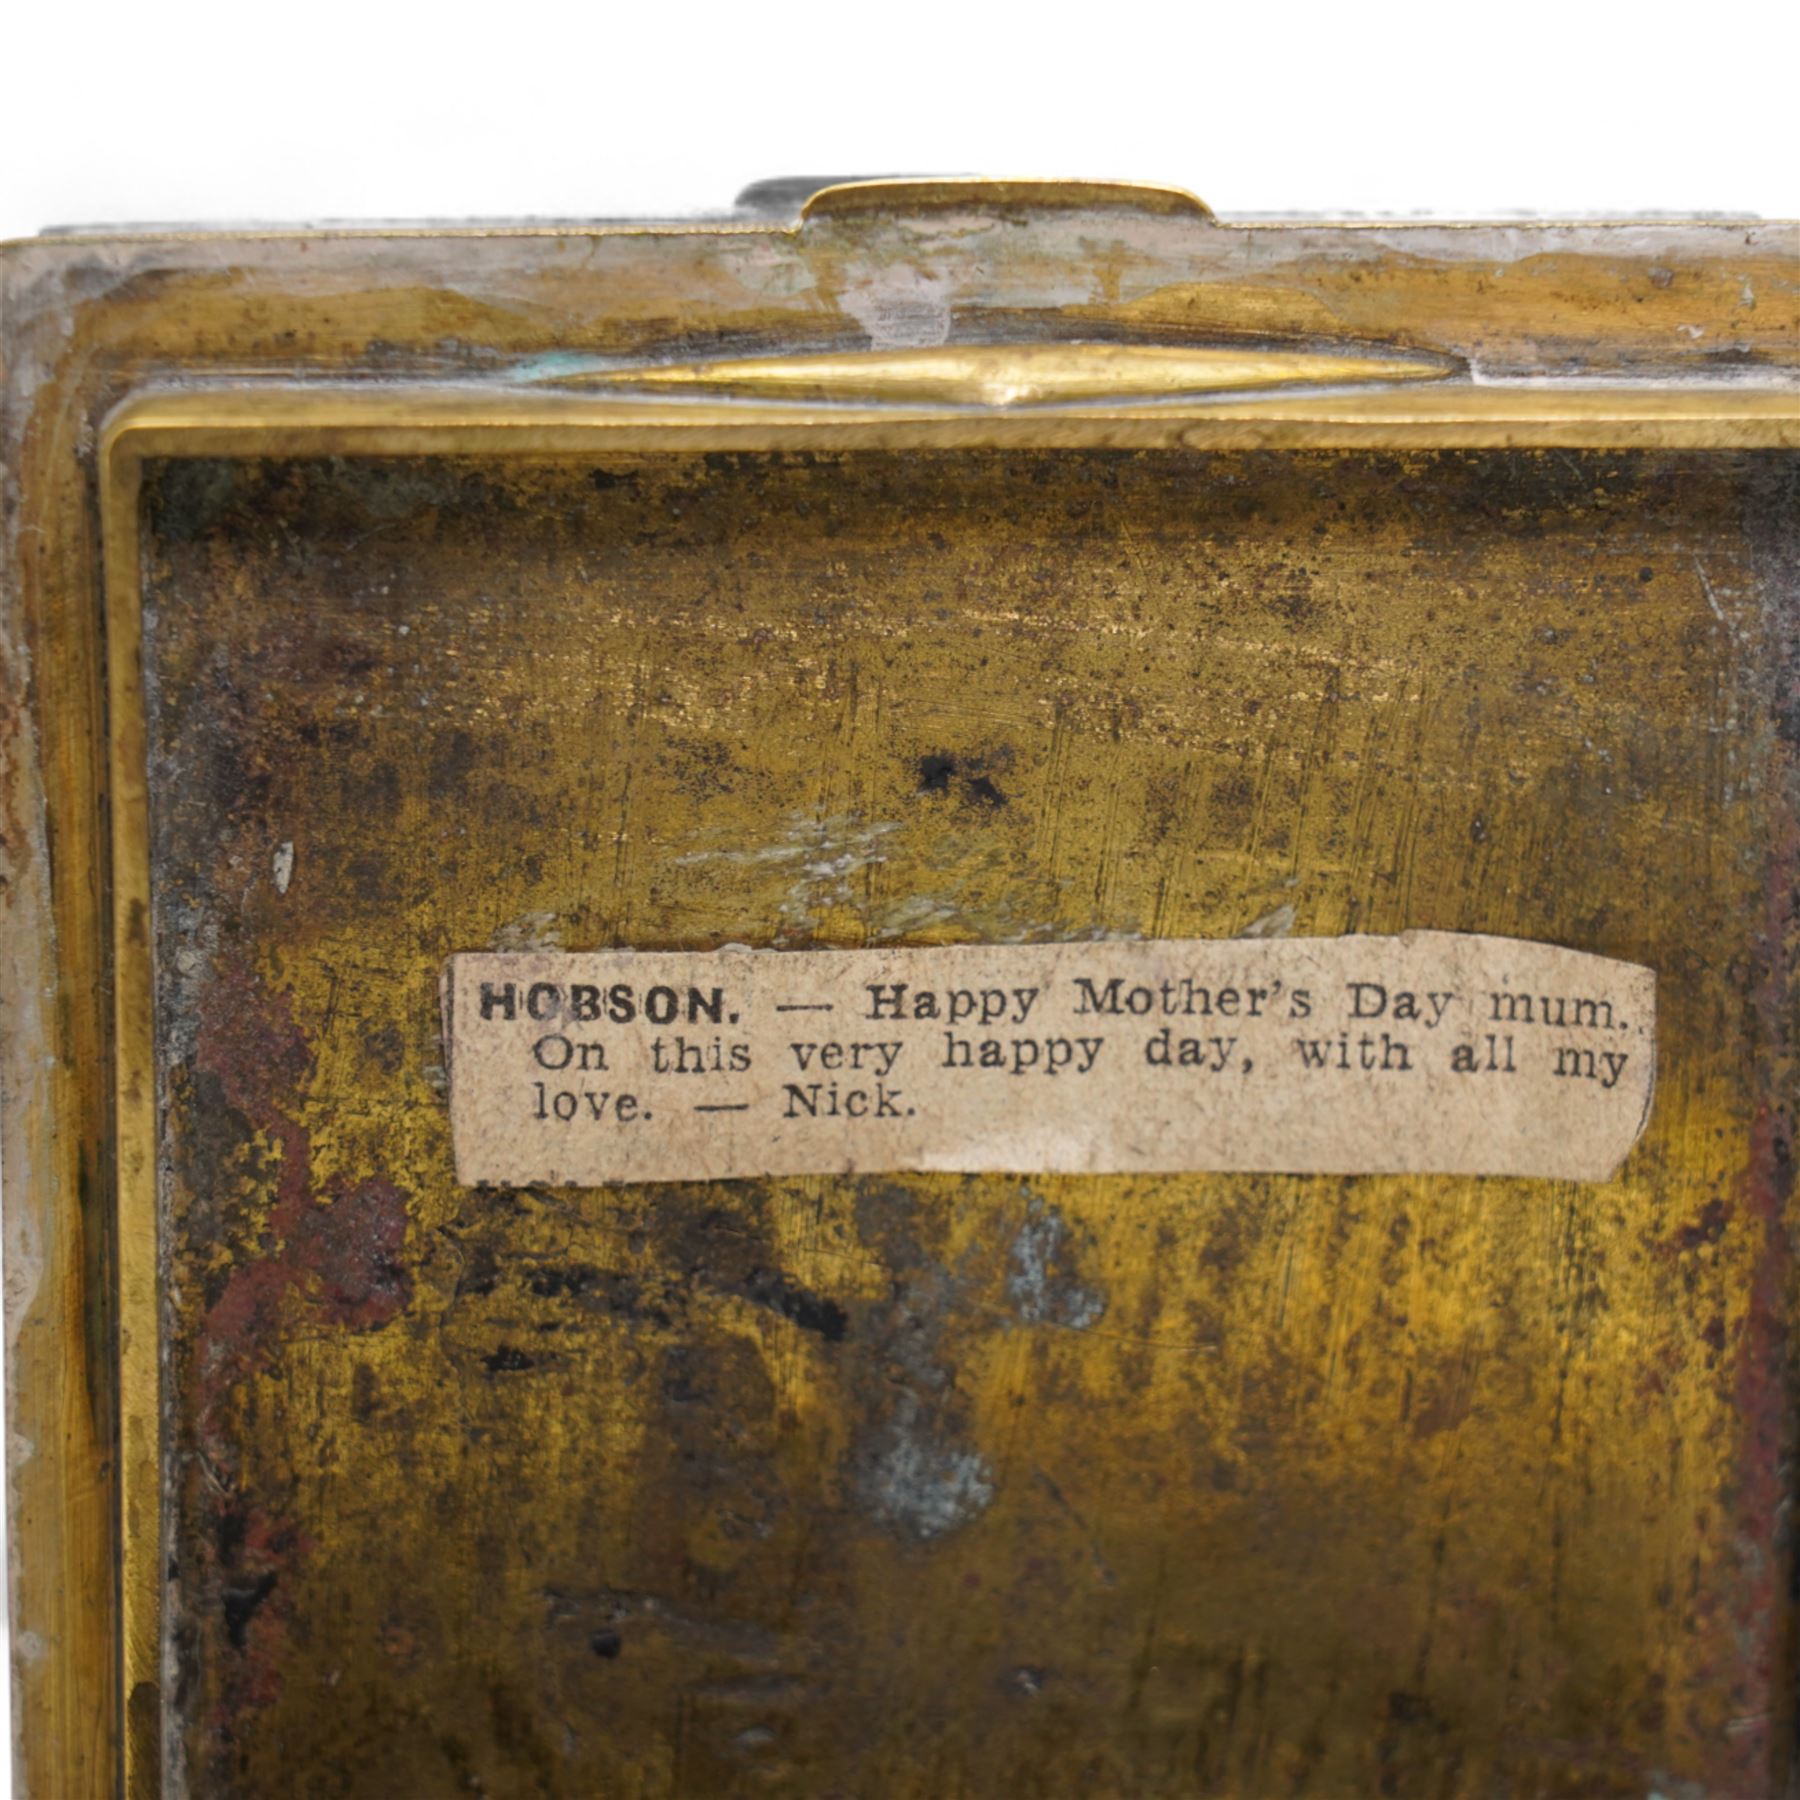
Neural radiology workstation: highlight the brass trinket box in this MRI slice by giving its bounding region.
[2,180,1797,1796]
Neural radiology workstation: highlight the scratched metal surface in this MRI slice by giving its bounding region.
[130,447,1797,1796]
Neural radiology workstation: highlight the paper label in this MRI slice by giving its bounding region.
[442,933,1655,1186]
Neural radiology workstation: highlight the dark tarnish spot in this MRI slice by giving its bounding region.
[428,727,480,798]
[527,1262,602,1299]
[486,1677,560,1788]
[1385,1689,1442,1728]
[351,1362,380,1423]
[1377,1687,1453,1777]
[360,1020,405,1075]
[457,1242,501,1297]
[738,1266,849,1342]
[345,852,394,905]
[661,1347,710,1407]
[589,1630,623,1659]
[483,1345,537,1373]
[147,459,248,545]
[1672,1197,1730,1251]
[915,751,1009,809]
[648,1193,845,1340]
[521,1260,674,1327]
[916,752,957,795]
[223,1573,279,1651]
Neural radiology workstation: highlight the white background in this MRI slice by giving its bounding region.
[4,2,1800,232]
[2,0,1796,1789]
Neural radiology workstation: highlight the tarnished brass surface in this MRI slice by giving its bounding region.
[2,181,1798,1797]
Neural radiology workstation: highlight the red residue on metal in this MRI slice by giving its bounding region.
[206,1504,317,1734]
[1716,788,1800,1788]
[187,959,412,1754]
[201,1179,412,1369]
[194,959,412,1380]
[193,959,314,1137]
[284,1176,412,1331]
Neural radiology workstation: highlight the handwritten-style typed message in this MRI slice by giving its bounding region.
[443,934,1655,1186]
